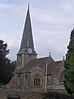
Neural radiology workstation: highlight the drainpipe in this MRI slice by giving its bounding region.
[45,61,48,92]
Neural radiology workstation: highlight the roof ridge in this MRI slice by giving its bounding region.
[55,60,63,62]
[37,57,49,60]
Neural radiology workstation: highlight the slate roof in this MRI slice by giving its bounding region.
[16,56,54,72]
[24,57,48,71]
[47,61,63,75]
[16,57,63,75]
[24,60,63,75]
[15,58,63,75]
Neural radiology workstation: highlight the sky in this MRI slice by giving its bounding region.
[0,0,74,61]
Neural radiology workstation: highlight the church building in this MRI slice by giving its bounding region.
[8,6,65,91]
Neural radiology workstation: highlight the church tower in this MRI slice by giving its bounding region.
[17,6,37,68]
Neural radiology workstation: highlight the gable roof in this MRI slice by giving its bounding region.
[20,56,54,72]
[30,66,44,74]
[15,57,63,76]
[47,61,63,75]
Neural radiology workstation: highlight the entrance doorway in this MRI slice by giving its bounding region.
[7,97,20,99]
[7,94,20,99]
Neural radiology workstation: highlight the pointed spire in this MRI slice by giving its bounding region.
[18,6,36,55]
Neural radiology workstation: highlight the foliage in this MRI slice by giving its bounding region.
[0,40,16,85]
[42,91,74,99]
[64,29,74,94]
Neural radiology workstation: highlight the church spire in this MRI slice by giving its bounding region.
[18,6,36,55]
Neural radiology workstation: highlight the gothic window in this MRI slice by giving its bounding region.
[34,78,40,86]
[16,73,22,87]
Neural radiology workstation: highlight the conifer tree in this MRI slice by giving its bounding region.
[64,29,74,94]
[0,40,15,86]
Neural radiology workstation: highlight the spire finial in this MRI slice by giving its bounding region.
[28,3,30,9]
[49,52,51,57]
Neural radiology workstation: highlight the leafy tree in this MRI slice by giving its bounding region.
[64,29,74,94]
[0,40,16,86]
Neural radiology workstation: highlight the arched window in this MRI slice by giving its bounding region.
[33,74,40,86]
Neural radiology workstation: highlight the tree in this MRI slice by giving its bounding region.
[64,29,74,94]
[0,40,16,86]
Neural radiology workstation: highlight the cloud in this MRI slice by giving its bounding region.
[0,0,26,4]
[0,0,74,61]
[31,2,74,60]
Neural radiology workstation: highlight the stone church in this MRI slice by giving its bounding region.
[8,6,65,91]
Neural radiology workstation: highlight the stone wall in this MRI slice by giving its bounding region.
[0,89,69,99]
[0,89,42,99]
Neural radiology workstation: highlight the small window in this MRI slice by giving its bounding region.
[25,74,28,78]
[34,78,40,86]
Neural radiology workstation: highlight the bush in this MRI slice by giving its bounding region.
[42,91,74,99]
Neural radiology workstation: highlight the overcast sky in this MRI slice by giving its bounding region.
[0,0,74,61]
